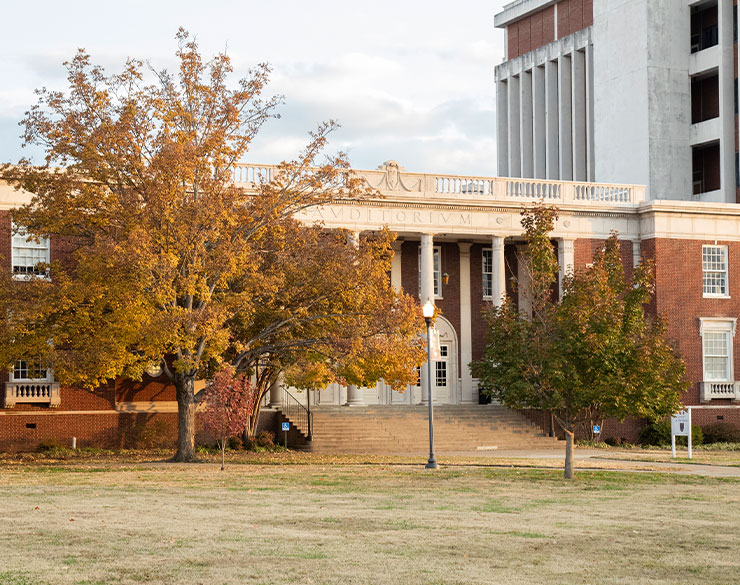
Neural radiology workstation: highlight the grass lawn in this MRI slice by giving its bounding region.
[1,453,739,585]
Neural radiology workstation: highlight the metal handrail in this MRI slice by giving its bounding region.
[282,388,313,441]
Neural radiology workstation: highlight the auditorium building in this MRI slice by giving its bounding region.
[2,0,740,449]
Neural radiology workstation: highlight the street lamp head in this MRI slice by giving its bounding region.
[422,300,435,319]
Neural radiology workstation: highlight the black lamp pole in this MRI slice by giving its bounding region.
[424,312,438,470]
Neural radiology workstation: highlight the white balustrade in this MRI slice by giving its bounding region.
[700,381,740,402]
[4,382,61,408]
[230,163,646,208]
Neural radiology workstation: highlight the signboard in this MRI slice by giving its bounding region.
[430,328,442,361]
[592,425,601,434]
[281,422,290,432]
[671,411,689,436]
[670,409,692,459]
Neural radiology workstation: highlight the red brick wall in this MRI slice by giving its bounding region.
[648,237,740,407]
[116,376,177,402]
[557,0,593,39]
[507,5,556,59]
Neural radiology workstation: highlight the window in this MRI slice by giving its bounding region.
[12,224,50,278]
[700,318,736,382]
[435,344,448,388]
[702,245,728,297]
[418,246,442,298]
[482,249,493,299]
[12,359,51,382]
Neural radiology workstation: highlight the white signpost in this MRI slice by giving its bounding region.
[670,409,692,459]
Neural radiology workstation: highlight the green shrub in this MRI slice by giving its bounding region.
[639,420,703,447]
[36,439,66,452]
[702,423,740,444]
[132,419,174,449]
[256,430,275,447]
[227,436,243,450]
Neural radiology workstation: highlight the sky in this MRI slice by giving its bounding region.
[0,0,508,176]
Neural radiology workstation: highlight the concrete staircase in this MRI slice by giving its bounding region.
[280,404,560,454]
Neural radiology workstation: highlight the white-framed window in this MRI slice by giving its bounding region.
[12,223,50,279]
[700,318,737,382]
[482,248,493,299]
[418,245,442,298]
[702,245,729,297]
[11,358,52,382]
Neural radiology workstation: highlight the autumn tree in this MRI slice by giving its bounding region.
[0,30,424,462]
[201,367,257,470]
[472,204,685,478]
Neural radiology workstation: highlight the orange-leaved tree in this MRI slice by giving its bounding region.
[0,29,424,461]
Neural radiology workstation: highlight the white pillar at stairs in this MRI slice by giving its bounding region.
[346,384,365,407]
[268,376,283,407]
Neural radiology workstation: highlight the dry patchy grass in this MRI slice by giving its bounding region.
[1,455,739,585]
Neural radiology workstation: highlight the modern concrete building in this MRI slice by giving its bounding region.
[495,0,740,203]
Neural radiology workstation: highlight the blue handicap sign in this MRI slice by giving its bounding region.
[592,425,601,434]
[281,422,290,432]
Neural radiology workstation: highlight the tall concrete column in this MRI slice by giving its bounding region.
[508,75,521,177]
[268,375,283,407]
[492,236,506,307]
[572,49,587,182]
[520,70,534,178]
[497,79,509,176]
[533,65,547,179]
[420,234,435,405]
[585,43,595,182]
[558,54,573,181]
[390,240,402,292]
[346,384,364,407]
[458,243,474,403]
[558,238,575,300]
[545,60,560,180]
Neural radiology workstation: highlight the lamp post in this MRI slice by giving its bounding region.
[422,300,438,470]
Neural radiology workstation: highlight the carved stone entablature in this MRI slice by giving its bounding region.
[362,161,422,193]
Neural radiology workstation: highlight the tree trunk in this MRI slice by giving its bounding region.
[173,376,197,462]
[220,438,225,471]
[564,428,575,479]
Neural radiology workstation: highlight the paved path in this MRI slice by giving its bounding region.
[434,447,740,477]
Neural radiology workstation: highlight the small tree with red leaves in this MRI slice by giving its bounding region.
[201,367,257,470]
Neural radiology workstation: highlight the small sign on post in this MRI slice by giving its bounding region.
[670,409,692,459]
[282,422,290,448]
[592,425,601,435]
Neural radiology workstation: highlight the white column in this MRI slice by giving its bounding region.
[492,236,506,307]
[632,239,641,269]
[268,375,283,407]
[545,60,560,180]
[508,75,521,178]
[391,240,402,292]
[533,65,547,179]
[346,384,364,407]
[348,231,360,248]
[558,54,573,181]
[558,238,575,300]
[516,244,532,317]
[420,234,435,304]
[420,234,435,405]
[458,243,474,403]
[520,70,534,178]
